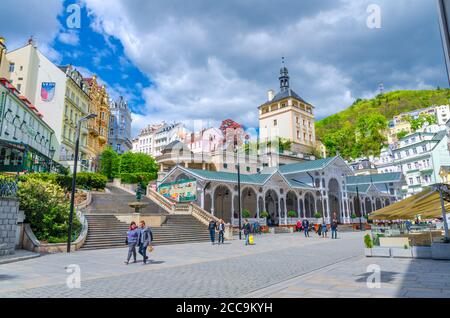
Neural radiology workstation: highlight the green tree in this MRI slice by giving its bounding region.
[355,113,388,158]
[119,152,158,174]
[18,178,80,243]
[396,130,409,140]
[99,147,119,179]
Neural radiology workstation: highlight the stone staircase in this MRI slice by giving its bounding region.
[82,214,211,250]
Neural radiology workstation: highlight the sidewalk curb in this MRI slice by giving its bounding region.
[0,253,41,265]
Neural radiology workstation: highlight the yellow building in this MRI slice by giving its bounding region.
[259,64,316,155]
[59,65,94,171]
[85,76,110,169]
[440,166,450,184]
[0,37,10,79]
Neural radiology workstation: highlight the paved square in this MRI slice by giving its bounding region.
[0,232,449,298]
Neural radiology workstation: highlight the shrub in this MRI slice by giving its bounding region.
[18,178,81,243]
[364,234,373,249]
[351,213,357,219]
[99,147,119,180]
[120,172,157,188]
[287,210,297,218]
[242,209,251,218]
[314,212,322,219]
[76,172,107,190]
[259,211,269,218]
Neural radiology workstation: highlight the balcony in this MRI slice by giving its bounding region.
[87,124,99,136]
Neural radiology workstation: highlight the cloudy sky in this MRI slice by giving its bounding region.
[0,0,447,137]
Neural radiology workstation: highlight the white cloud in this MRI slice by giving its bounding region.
[82,0,446,135]
[58,31,80,46]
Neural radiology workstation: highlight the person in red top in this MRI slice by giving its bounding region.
[296,220,302,232]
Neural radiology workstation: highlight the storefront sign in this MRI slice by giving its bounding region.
[158,179,197,203]
[41,82,56,102]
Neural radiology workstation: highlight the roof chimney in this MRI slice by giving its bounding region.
[267,89,275,101]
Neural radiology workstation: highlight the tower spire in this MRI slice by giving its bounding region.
[279,57,290,92]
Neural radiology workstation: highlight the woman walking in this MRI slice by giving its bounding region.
[217,219,225,245]
[124,221,139,265]
[321,220,328,238]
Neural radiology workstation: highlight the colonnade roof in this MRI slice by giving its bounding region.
[346,172,403,185]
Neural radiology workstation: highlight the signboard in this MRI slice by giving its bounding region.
[158,179,197,203]
[41,82,56,102]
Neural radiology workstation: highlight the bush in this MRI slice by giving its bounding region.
[19,172,106,191]
[76,172,107,190]
[18,178,81,243]
[351,213,357,219]
[314,212,322,219]
[287,210,297,218]
[260,211,269,218]
[242,209,251,218]
[364,234,373,249]
[120,172,157,188]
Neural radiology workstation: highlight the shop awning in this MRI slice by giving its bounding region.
[369,186,450,221]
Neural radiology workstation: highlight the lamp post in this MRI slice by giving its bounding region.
[356,186,363,231]
[67,114,97,253]
[434,183,449,240]
[234,132,242,240]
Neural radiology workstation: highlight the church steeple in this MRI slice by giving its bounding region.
[279,57,290,92]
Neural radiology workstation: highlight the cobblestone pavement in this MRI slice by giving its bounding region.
[246,253,450,298]
[1,232,449,298]
[0,232,363,297]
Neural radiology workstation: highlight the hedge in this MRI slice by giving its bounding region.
[18,172,107,191]
[119,172,157,187]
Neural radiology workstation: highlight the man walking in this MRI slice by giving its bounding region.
[208,219,217,245]
[331,217,338,239]
[242,219,251,245]
[302,219,310,237]
[137,220,153,264]
[217,219,225,245]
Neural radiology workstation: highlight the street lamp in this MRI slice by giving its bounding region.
[434,183,450,240]
[356,186,363,231]
[67,113,97,253]
[234,132,242,240]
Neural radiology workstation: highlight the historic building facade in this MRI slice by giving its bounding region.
[0,78,58,172]
[159,157,404,225]
[85,76,110,170]
[259,64,316,155]
[109,96,132,154]
[6,40,67,162]
[59,65,92,171]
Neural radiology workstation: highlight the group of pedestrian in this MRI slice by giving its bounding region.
[208,219,226,245]
[125,220,153,265]
[295,217,339,239]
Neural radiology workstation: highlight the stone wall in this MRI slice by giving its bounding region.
[0,198,19,257]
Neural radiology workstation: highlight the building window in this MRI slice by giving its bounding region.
[9,63,14,72]
[273,119,277,126]
[246,167,250,172]
[223,163,228,169]
[409,177,413,185]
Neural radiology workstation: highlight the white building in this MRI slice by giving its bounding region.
[372,146,399,174]
[436,105,450,126]
[6,40,67,161]
[392,131,450,197]
[183,127,223,154]
[132,122,188,158]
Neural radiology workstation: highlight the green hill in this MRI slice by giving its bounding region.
[315,88,450,158]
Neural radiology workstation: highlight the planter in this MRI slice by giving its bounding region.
[391,247,413,258]
[371,247,391,257]
[431,243,450,260]
[412,246,432,259]
[364,248,372,257]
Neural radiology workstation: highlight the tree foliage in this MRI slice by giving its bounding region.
[18,178,81,243]
[316,88,449,160]
[99,147,119,179]
[119,152,158,174]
